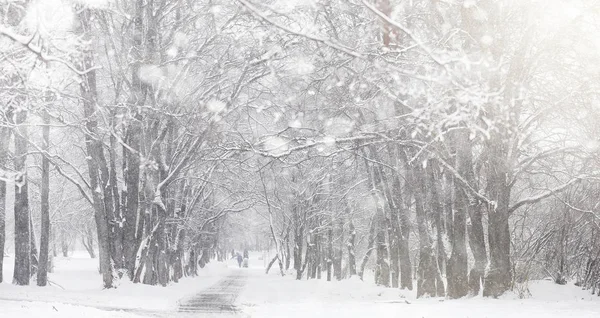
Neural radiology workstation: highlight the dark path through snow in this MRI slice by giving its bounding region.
[177,270,248,316]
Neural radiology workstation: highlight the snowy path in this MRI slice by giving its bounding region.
[177,269,248,316]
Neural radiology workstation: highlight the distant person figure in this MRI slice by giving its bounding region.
[243,257,249,268]
[236,253,243,268]
[243,249,249,259]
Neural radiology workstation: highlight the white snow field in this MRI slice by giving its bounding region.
[0,251,230,316]
[1,251,600,317]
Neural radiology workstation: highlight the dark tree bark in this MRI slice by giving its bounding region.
[326,223,333,282]
[0,126,8,283]
[76,7,114,289]
[413,165,444,297]
[483,138,512,297]
[442,171,453,242]
[358,216,376,280]
[266,255,278,274]
[13,109,30,286]
[375,208,390,287]
[293,204,304,280]
[61,230,70,257]
[82,225,96,259]
[468,200,487,295]
[427,161,448,279]
[388,199,401,288]
[347,220,357,277]
[37,109,51,286]
[122,0,146,281]
[29,220,38,277]
[107,112,123,274]
[398,201,413,290]
[447,132,470,299]
[333,217,343,281]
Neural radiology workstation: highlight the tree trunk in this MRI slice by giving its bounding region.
[326,224,333,282]
[388,203,401,288]
[347,220,357,277]
[61,230,70,257]
[427,162,448,280]
[266,255,278,274]
[359,216,376,280]
[82,225,96,259]
[334,217,343,281]
[0,126,8,283]
[398,203,413,290]
[76,7,114,289]
[375,209,390,287]
[447,132,470,299]
[483,138,512,297]
[468,201,487,295]
[108,113,124,275]
[443,170,453,243]
[30,213,38,277]
[37,110,51,286]
[413,165,444,297]
[13,109,30,286]
[293,208,304,280]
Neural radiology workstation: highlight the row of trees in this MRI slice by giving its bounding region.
[240,0,600,299]
[1,0,599,299]
[0,0,255,288]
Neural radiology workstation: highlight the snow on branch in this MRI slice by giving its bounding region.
[0,26,100,76]
[237,0,362,58]
[237,0,440,83]
[359,0,445,66]
[508,176,585,215]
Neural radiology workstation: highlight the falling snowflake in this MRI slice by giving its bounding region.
[206,99,226,113]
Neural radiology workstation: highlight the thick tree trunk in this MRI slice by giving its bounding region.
[443,171,453,243]
[427,162,448,279]
[0,126,8,283]
[13,109,30,286]
[61,231,70,257]
[359,216,376,280]
[334,217,343,281]
[122,125,141,279]
[326,225,333,282]
[483,140,512,297]
[30,217,38,277]
[77,7,114,289]
[266,255,278,274]
[392,153,412,289]
[108,113,124,275]
[82,225,96,259]
[447,132,470,299]
[413,165,444,297]
[37,110,51,286]
[398,204,413,290]
[123,0,147,281]
[427,160,448,274]
[293,209,304,280]
[308,229,318,279]
[285,241,291,271]
[172,228,185,282]
[347,220,357,277]
[389,205,401,288]
[468,201,487,295]
[375,209,390,287]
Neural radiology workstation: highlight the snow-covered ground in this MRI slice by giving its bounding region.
[0,299,145,318]
[240,272,600,317]
[239,253,600,318]
[0,251,231,316]
[2,251,600,317]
